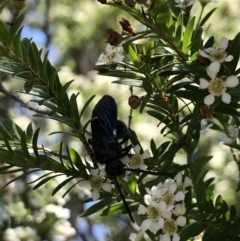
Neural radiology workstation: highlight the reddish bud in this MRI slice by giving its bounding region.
[128,95,141,109]
[199,105,212,119]
[94,66,110,73]
[106,28,122,46]
[164,96,171,103]
[225,39,232,52]
[119,18,136,35]
[196,56,205,67]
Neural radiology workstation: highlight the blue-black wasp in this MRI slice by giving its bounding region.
[89,95,172,223]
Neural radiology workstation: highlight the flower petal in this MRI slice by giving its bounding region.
[144,194,152,205]
[113,55,124,63]
[168,182,177,193]
[158,217,164,229]
[219,36,228,49]
[150,221,161,232]
[105,43,113,52]
[159,200,167,212]
[199,78,209,89]
[174,191,185,201]
[199,49,210,58]
[92,190,100,200]
[160,233,171,241]
[184,177,192,188]
[140,219,152,231]
[204,47,214,53]
[219,132,232,144]
[172,233,180,241]
[142,150,151,159]
[221,92,231,104]
[138,204,147,215]
[102,183,112,192]
[176,216,187,226]
[225,75,239,88]
[120,155,130,165]
[174,173,182,185]
[206,62,220,79]
[133,145,141,154]
[204,94,215,105]
[225,55,233,62]
[91,168,99,176]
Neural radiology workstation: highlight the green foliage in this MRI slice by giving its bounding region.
[0,1,240,241]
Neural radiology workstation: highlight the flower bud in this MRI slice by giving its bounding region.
[128,95,141,109]
[119,18,135,35]
[106,28,122,46]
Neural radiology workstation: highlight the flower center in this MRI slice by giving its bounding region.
[129,154,144,168]
[163,219,178,235]
[208,78,226,96]
[90,176,103,189]
[161,192,175,205]
[210,49,227,63]
[147,206,161,221]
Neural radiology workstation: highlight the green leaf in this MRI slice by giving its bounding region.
[142,78,153,94]
[3,169,39,188]
[225,32,240,73]
[203,227,227,241]
[26,122,33,142]
[180,222,207,240]
[0,20,8,43]
[80,198,113,217]
[182,16,195,54]
[199,8,217,27]
[52,176,75,196]
[20,131,30,159]
[32,128,41,160]
[122,43,140,65]
[79,95,95,120]
[68,147,86,173]
[24,79,34,93]
[112,79,143,87]
[100,201,138,217]
[1,126,13,155]
[66,145,76,171]
[62,180,82,198]
[147,110,171,125]
[33,173,64,190]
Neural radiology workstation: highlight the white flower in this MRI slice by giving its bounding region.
[123,144,149,170]
[199,62,239,105]
[80,168,112,200]
[175,0,195,9]
[43,204,70,219]
[4,227,40,241]
[95,43,124,65]
[137,199,167,232]
[199,37,233,64]
[200,119,213,135]
[174,173,192,190]
[137,175,191,234]
[219,125,239,144]
[50,220,76,241]
[162,219,179,239]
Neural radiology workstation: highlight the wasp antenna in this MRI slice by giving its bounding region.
[124,168,175,178]
[114,176,135,223]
